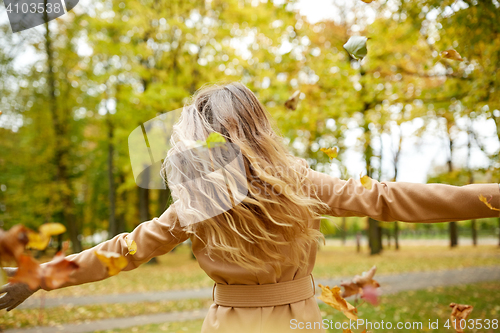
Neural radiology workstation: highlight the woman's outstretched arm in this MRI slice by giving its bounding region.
[305,167,500,223]
[0,203,189,312]
[40,203,189,290]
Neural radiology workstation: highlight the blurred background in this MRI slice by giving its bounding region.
[0,0,499,332]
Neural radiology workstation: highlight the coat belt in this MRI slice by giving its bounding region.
[212,274,316,308]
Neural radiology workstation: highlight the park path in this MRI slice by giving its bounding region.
[5,266,500,333]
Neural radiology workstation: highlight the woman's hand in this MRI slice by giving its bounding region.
[0,267,37,312]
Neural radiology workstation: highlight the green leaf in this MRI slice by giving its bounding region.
[343,36,369,60]
[205,132,226,149]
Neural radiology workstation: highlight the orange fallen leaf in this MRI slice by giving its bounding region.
[360,174,372,190]
[0,225,29,262]
[478,194,500,211]
[450,303,473,333]
[94,250,128,276]
[320,147,338,160]
[441,49,463,61]
[41,250,79,289]
[318,284,358,320]
[284,90,301,111]
[9,254,41,290]
[124,236,137,256]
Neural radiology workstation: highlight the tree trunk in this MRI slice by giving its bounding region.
[368,218,382,255]
[341,217,346,246]
[115,173,127,235]
[394,221,399,250]
[447,133,458,248]
[449,222,458,247]
[471,220,477,246]
[44,18,81,253]
[107,115,117,238]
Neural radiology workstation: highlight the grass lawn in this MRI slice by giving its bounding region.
[31,244,500,299]
[89,281,500,333]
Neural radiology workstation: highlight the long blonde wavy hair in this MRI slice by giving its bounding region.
[163,82,329,276]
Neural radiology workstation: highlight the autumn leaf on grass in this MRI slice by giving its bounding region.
[94,250,128,276]
[441,49,464,62]
[343,36,369,60]
[360,174,372,190]
[478,194,500,211]
[27,222,67,251]
[317,284,358,320]
[41,250,79,290]
[124,236,137,256]
[0,225,29,262]
[320,147,338,160]
[450,303,473,333]
[9,254,41,290]
[284,90,301,111]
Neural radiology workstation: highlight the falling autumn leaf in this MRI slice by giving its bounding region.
[441,49,464,62]
[478,194,500,211]
[27,223,66,251]
[205,132,226,149]
[41,251,79,290]
[450,303,473,333]
[343,36,369,60]
[360,285,379,305]
[341,266,380,304]
[9,254,41,290]
[317,284,358,320]
[284,90,301,110]
[27,232,50,251]
[94,250,128,276]
[39,223,66,237]
[320,147,338,160]
[353,266,380,288]
[360,174,372,190]
[0,225,29,262]
[124,236,137,256]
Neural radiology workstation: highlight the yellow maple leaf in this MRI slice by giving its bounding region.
[94,250,128,276]
[478,194,500,211]
[27,223,66,250]
[27,231,51,251]
[124,236,137,256]
[317,284,358,320]
[39,223,66,236]
[360,174,372,190]
[320,147,338,160]
[441,49,464,61]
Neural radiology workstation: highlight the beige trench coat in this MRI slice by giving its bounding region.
[42,166,500,333]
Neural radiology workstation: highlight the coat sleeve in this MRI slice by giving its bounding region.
[40,204,189,291]
[305,167,500,223]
